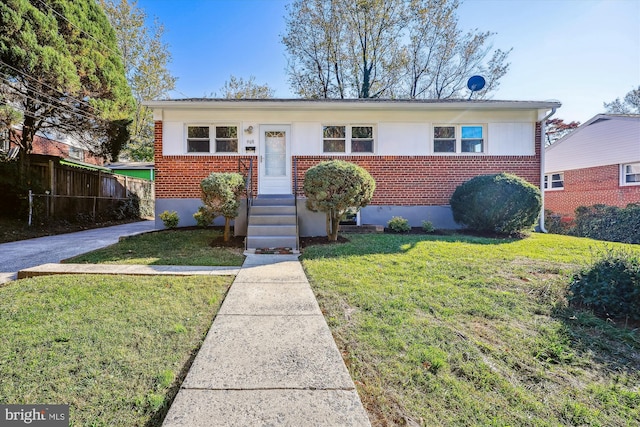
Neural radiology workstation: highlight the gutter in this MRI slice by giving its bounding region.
[538,107,557,233]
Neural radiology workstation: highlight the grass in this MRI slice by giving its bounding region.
[0,274,233,426]
[301,232,640,426]
[65,228,245,266]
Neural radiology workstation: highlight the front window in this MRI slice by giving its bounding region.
[187,126,210,153]
[323,126,346,152]
[544,173,564,190]
[622,163,640,185]
[351,126,373,153]
[215,126,238,153]
[323,125,374,153]
[433,124,485,153]
[186,125,238,153]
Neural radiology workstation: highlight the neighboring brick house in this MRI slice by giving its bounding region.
[1,129,104,166]
[144,98,560,236]
[545,114,640,217]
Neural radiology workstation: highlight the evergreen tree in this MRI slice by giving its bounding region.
[0,0,134,174]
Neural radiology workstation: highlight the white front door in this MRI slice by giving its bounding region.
[259,125,291,194]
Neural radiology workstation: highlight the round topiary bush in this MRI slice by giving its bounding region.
[449,173,541,235]
[304,160,376,241]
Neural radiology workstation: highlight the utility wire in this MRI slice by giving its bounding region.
[0,59,105,116]
[0,72,103,122]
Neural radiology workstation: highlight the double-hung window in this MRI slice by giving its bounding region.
[544,173,564,190]
[322,125,374,154]
[622,162,640,185]
[433,125,485,153]
[186,125,238,153]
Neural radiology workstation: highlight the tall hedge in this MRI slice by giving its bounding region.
[303,160,375,241]
[450,173,541,235]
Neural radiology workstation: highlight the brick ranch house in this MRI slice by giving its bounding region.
[145,98,560,245]
[545,114,640,217]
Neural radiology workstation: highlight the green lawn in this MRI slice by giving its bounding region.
[302,233,640,426]
[65,228,245,266]
[0,274,233,427]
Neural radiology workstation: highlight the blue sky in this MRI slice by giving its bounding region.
[137,0,640,124]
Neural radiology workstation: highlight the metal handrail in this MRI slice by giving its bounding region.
[293,156,299,251]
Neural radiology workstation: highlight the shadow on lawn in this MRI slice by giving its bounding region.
[300,230,522,259]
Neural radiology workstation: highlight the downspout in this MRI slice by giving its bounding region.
[538,107,557,233]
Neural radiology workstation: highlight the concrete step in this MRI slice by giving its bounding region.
[250,205,296,215]
[247,224,297,236]
[249,214,297,226]
[252,195,295,206]
[246,236,298,250]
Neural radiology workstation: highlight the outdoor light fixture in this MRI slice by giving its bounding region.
[245,126,253,134]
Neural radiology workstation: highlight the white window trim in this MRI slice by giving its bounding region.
[322,124,376,155]
[544,172,564,191]
[432,124,487,155]
[620,162,640,186]
[185,123,240,155]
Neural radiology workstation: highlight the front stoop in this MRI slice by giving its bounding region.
[246,195,299,252]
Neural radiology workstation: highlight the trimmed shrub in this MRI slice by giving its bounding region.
[421,220,435,233]
[199,172,245,241]
[570,248,640,321]
[450,173,541,235]
[159,210,179,229]
[193,206,215,228]
[387,216,410,232]
[304,160,375,241]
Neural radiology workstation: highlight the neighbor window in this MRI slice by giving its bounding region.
[322,125,374,153]
[433,125,485,153]
[68,146,85,161]
[186,125,238,153]
[544,173,564,190]
[622,162,640,185]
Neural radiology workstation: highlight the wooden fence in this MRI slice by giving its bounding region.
[28,155,154,221]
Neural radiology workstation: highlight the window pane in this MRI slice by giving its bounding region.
[215,139,238,152]
[461,139,483,153]
[216,126,237,138]
[551,180,564,188]
[188,126,209,138]
[323,126,345,138]
[434,126,455,139]
[434,139,455,152]
[352,126,372,138]
[351,139,373,153]
[626,163,640,174]
[461,126,483,139]
[323,140,346,152]
[187,139,210,152]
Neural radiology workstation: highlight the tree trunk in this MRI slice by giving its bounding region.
[223,217,231,242]
[328,213,341,241]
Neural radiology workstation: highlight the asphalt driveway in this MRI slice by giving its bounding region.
[0,220,156,282]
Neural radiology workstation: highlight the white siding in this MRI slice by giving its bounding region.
[487,123,535,155]
[159,107,541,157]
[546,117,640,172]
[378,123,429,155]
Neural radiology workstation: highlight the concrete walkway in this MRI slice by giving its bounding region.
[162,254,371,426]
[0,220,155,283]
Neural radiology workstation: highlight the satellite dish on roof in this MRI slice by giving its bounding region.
[467,75,486,100]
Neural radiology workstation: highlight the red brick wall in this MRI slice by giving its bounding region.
[155,121,542,205]
[293,155,540,205]
[11,132,104,165]
[545,164,640,216]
